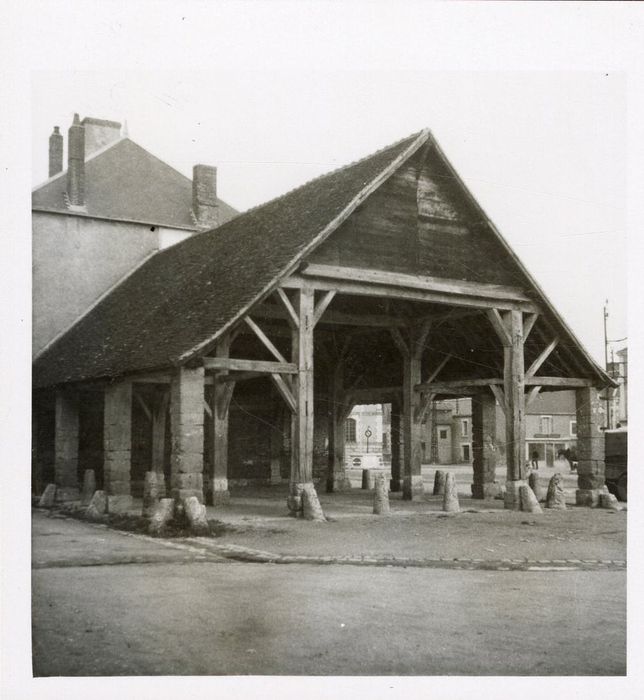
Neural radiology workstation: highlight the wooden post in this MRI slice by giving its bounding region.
[327,359,347,492]
[471,393,502,499]
[575,386,606,507]
[291,288,315,485]
[390,400,401,492]
[402,350,423,499]
[212,333,233,504]
[501,310,527,509]
[103,381,133,512]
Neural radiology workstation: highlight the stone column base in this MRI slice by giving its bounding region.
[471,482,503,500]
[504,480,527,510]
[212,489,231,505]
[390,478,402,492]
[402,475,424,500]
[576,487,608,508]
[55,487,80,502]
[106,494,133,513]
[173,488,204,503]
[327,475,352,492]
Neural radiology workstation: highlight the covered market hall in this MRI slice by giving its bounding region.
[32,129,615,517]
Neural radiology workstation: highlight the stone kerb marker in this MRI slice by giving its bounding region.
[373,472,390,515]
[38,484,57,508]
[85,490,107,521]
[600,493,621,511]
[302,483,326,521]
[519,485,543,514]
[528,471,544,502]
[142,471,162,519]
[433,470,446,496]
[81,470,96,506]
[148,498,175,535]
[545,473,567,510]
[183,496,210,535]
[442,472,460,513]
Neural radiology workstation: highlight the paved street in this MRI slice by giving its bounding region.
[32,509,626,676]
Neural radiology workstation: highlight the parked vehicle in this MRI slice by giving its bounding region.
[604,428,627,501]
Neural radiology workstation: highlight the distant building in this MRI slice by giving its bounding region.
[32,114,238,357]
[606,347,628,428]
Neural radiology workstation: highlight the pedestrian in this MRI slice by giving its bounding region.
[530,450,539,470]
[564,447,576,472]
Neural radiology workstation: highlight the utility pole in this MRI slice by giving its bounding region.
[603,300,611,430]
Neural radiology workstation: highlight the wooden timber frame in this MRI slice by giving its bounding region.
[193,260,609,511]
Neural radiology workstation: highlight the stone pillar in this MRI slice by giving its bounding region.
[54,390,80,500]
[390,402,402,492]
[575,386,607,507]
[170,367,205,503]
[151,387,169,497]
[471,393,502,499]
[103,381,133,512]
[289,289,318,509]
[327,361,350,492]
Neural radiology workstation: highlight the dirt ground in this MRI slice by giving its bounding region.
[31,485,627,677]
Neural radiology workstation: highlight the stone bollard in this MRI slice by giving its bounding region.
[361,469,373,490]
[142,471,162,519]
[433,470,446,496]
[373,473,390,515]
[545,473,567,510]
[302,483,326,521]
[442,472,460,513]
[183,496,210,535]
[287,483,305,517]
[81,470,96,506]
[519,485,543,514]
[148,498,175,536]
[528,471,544,502]
[38,484,57,508]
[85,490,107,521]
[600,493,621,511]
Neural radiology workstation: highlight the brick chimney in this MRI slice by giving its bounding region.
[66,113,85,209]
[192,165,219,230]
[81,116,122,157]
[48,126,63,177]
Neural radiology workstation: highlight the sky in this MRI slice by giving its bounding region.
[32,69,627,365]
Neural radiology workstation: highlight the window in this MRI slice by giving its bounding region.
[439,429,448,439]
[461,419,468,437]
[345,418,356,443]
[540,416,553,435]
[570,421,577,436]
[462,444,470,461]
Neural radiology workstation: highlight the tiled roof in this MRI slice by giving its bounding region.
[32,138,238,229]
[33,132,426,387]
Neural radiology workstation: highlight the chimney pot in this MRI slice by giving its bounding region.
[192,164,219,231]
[81,116,122,156]
[48,126,63,177]
[67,114,86,208]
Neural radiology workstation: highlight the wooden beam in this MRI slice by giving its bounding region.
[415,377,504,392]
[524,376,593,387]
[525,337,559,379]
[416,391,436,424]
[389,327,410,358]
[525,385,542,408]
[275,288,299,329]
[133,391,151,421]
[486,309,511,346]
[244,316,289,364]
[490,384,507,415]
[412,319,432,361]
[283,275,538,313]
[203,399,212,418]
[215,371,263,384]
[204,358,298,374]
[270,374,296,414]
[298,264,534,303]
[254,301,408,329]
[423,353,452,384]
[344,386,401,404]
[313,290,336,326]
[523,313,538,342]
